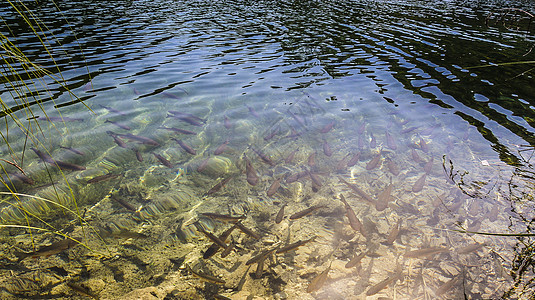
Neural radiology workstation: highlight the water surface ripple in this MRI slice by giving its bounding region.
[2,0,534,154]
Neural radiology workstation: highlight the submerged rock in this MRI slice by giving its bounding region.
[196,156,235,177]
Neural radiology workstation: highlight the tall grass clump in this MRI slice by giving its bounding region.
[0,1,93,248]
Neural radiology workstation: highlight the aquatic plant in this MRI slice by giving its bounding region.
[474,8,535,78]
[486,8,534,33]
[443,145,535,298]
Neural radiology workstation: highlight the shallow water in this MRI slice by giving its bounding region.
[1,0,535,299]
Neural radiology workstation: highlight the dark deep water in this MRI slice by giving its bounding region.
[1,0,535,299]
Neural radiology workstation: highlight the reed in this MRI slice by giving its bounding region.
[0,192,108,255]
[0,1,96,253]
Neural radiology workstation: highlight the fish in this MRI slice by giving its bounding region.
[358,135,365,149]
[366,151,382,170]
[385,131,397,150]
[335,154,350,172]
[244,155,259,186]
[167,113,204,126]
[285,148,299,164]
[448,198,463,213]
[197,157,210,173]
[366,272,403,296]
[458,243,485,254]
[264,126,280,141]
[203,176,234,197]
[250,146,275,166]
[31,147,55,164]
[66,282,99,299]
[133,148,143,162]
[411,149,421,163]
[320,121,335,133]
[345,251,366,269]
[288,110,306,128]
[60,146,84,156]
[196,225,228,249]
[168,110,204,123]
[105,119,131,130]
[168,110,205,125]
[153,152,173,168]
[308,152,316,167]
[370,132,377,148]
[432,192,448,207]
[289,205,325,220]
[376,184,393,211]
[246,246,279,265]
[247,105,260,118]
[424,158,434,173]
[421,123,440,136]
[275,203,286,224]
[220,241,235,258]
[15,238,79,261]
[267,177,282,197]
[110,196,136,211]
[162,92,181,100]
[203,224,237,259]
[112,135,128,148]
[185,264,226,285]
[285,127,302,139]
[307,171,323,187]
[385,219,402,245]
[285,171,307,184]
[485,205,499,222]
[339,194,365,236]
[419,137,429,153]
[214,139,230,155]
[11,172,34,185]
[54,160,86,171]
[235,221,260,239]
[224,115,232,129]
[357,122,366,135]
[338,177,376,206]
[99,104,126,116]
[398,119,411,127]
[276,236,316,254]
[323,140,333,157]
[254,255,265,278]
[87,173,120,184]
[401,126,418,134]
[46,116,84,122]
[307,262,332,293]
[311,181,321,193]
[435,275,460,296]
[200,213,245,223]
[158,126,197,135]
[172,138,196,155]
[347,152,360,167]
[412,173,427,192]
[196,157,210,173]
[469,199,480,216]
[386,160,400,176]
[404,247,449,258]
[118,133,159,146]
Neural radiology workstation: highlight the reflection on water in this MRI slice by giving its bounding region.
[1,0,535,299]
